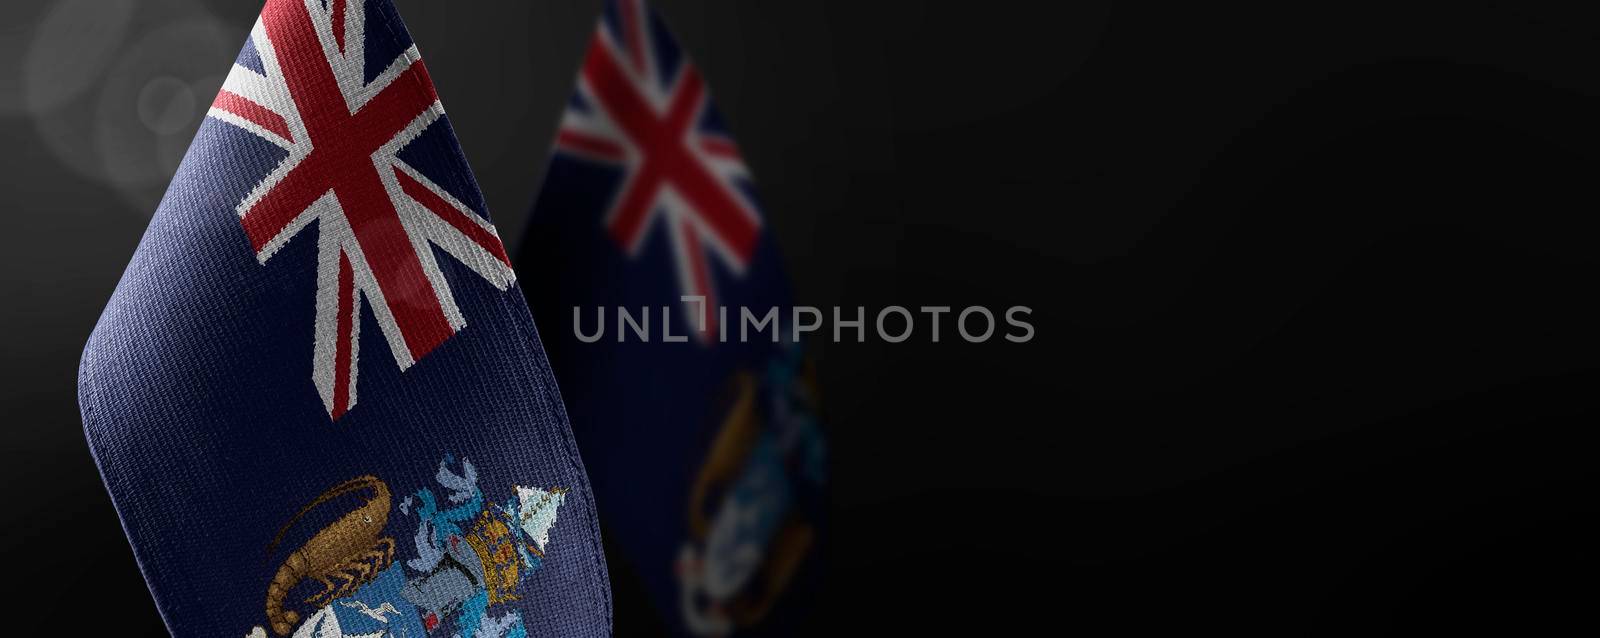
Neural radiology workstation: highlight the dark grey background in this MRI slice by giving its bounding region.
[5,0,1600,634]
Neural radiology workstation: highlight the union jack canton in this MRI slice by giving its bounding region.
[553,0,763,337]
[210,0,516,419]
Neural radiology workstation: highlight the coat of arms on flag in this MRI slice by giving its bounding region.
[519,1,828,634]
[245,456,568,638]
[78,2,611,636]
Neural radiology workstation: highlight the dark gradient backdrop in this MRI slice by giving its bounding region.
[4,0,1599,634]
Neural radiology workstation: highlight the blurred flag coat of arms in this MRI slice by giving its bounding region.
[517,0,828,635]
[76,1,611,636]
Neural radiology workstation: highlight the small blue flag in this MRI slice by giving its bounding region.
[78,2,611,636]
[518,1,828,635]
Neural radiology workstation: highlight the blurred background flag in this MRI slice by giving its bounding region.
[77,1,610,636]
[517,0,828,635]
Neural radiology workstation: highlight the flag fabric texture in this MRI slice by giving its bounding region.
[77,1,610,636]
[518,1,827,635]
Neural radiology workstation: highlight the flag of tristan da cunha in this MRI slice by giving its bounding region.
[79,2,612,636]
[518,1,828,635]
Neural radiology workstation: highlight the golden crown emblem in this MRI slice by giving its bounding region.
[463,509,523,605]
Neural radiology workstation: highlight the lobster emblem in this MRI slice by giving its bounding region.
[264,475,397,636]
[678,351,826,636]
